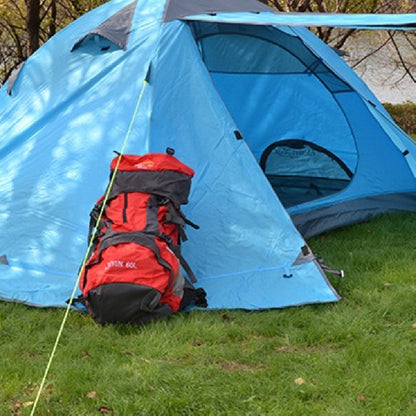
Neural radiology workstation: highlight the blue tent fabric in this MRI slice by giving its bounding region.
[184,11,416,30]
[1,0,415,310]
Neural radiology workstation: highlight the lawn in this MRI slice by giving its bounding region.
[1,212,416,415]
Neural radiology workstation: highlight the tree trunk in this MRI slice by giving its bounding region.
[49,0,57,38]
[25,0,40,55]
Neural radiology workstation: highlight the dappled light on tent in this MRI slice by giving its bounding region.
[0,0,158,298]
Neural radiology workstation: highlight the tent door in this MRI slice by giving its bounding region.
[188,21,357,208]
[260,140,353,207]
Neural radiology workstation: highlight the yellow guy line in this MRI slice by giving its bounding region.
[30,77,149,416]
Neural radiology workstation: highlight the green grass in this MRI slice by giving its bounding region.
[2,213,416,415]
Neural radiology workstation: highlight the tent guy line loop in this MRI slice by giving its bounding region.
[29,76,149,416]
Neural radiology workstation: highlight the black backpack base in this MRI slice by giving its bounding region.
[86,283,173,325]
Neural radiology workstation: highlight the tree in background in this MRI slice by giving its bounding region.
[261,0,416,86]
[263,0,415,46]
[0,0,106,84]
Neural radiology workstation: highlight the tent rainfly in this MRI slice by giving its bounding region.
[1,0,416,309]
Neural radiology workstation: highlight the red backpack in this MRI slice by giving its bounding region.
[78,149,207,324]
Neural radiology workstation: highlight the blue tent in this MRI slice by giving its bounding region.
[1,0,415,309]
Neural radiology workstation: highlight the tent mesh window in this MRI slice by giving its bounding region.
[189,22,352,93]
[260,140,353,207]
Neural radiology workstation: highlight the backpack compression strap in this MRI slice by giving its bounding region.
[164,200,199,242]
[158,232,197,283]
[81,230,176,296]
